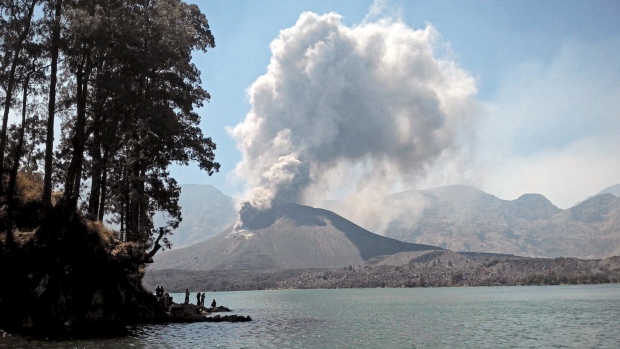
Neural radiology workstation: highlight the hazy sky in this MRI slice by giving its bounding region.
[170,0,620,209]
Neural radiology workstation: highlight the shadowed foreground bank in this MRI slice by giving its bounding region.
[0,206,166,337]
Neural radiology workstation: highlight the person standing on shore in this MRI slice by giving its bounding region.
[211,299,216,308]
[184,289,190,304]
[196,292,201,305]
[201,293,206,306]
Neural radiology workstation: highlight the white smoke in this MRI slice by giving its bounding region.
[230,11,480,231]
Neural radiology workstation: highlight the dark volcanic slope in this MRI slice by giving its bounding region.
[151,203,439,271]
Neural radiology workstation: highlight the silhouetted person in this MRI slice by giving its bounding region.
[196,292,201,305]
[155,286,160,297]
[201,293,206,306]
[211,299,216,308]
[163,293,171,308]
[184,288,190,304]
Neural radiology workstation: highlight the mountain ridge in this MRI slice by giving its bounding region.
[145,184,620,291]
[159,183,620,259]
[382,185,620,259]
[596,184,620,197]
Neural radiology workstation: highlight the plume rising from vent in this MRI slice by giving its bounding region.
[230,11,479,231]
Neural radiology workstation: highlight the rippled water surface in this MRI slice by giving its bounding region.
[2,284,620,348]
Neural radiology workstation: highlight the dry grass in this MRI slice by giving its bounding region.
[1,172,119,250]
[10,171,62,205]
[85,220,119,251]
[14,172,43,203]
[0,229,35,246]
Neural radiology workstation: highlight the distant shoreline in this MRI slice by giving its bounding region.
[144,251,620,292]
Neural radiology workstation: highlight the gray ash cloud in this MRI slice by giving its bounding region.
[230,12,479,230]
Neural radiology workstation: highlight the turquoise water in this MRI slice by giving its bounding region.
[2,284,619,348]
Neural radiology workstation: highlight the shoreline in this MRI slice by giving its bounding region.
[144,253,620,292]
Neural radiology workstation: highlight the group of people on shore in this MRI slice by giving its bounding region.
[155,286,172,307]
[154,286,217,309]
[184,288,216,308]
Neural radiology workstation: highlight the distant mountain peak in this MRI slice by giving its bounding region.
[421,184,498,202]
[514,193,558,209]
[569,193,619,224]
[423,184,488,196]
[597,184,620,197]
[573,183,620,208]
[516,193,547,200]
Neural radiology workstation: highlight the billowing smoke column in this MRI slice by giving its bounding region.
[231,12,478,230]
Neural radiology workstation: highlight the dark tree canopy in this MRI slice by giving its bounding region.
[0,0,220,255]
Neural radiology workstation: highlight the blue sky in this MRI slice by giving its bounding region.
[171,0,620,209]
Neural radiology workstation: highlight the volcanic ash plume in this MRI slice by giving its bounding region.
[231,12,479,230]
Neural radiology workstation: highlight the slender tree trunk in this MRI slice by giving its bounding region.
[128,161,141,242]
[120,164,128,240]
[88,142,102,219]
[0,0,37,196]
[63,48,90,212]
[88,64,106,220]
[4,74,31,243]
[97,148,109,222]
[43,0,63,211]
[138,165,148,241]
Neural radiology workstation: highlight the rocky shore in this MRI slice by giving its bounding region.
[0,208,250,338]
[206,314,253,322]
[165,303,251,323]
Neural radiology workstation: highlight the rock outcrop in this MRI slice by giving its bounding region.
[161,303,250,323]
[168,304,209,322]
[205,315,252,322]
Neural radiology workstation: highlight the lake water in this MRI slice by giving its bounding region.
[2,284,619,349]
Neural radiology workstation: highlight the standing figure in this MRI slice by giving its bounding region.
[211,299,216,308]
[163,293,171,308]
[196,292,201,305]
[184,288,190,304]
[201,293,206,307]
